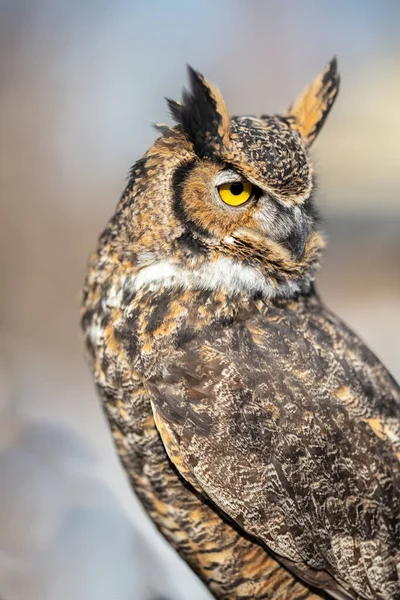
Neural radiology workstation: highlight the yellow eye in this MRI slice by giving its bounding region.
[218,180,253,206]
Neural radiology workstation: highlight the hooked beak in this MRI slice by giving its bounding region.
[285,208,308,259]
[230,206,309,261]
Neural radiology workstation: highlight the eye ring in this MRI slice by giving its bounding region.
[218,180,253,207]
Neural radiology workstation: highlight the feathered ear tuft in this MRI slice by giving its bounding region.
[288,58,340,146]
[166,98,183,123]
[167,66,230,157]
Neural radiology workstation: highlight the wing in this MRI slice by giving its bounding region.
[146,292,400,600]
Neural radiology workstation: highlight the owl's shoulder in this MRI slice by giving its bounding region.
[150,289,400,456]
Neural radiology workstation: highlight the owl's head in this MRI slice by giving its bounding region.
[105,59,340,299]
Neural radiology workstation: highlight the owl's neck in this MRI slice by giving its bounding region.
[126,255,314,301]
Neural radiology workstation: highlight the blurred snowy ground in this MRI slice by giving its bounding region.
[0,1,399,599]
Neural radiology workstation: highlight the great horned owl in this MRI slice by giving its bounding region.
[82,59,400,600]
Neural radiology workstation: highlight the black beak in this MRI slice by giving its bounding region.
[285,208,308,259]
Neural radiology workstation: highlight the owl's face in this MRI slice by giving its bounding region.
[107,60,339,299]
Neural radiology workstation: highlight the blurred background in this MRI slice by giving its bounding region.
[1,1,399,599]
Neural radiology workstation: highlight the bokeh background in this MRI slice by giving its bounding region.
[1,1,399,599]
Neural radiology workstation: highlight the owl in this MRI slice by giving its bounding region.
[82,59,400,600]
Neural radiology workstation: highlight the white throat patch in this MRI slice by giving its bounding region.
[121,257,303,301]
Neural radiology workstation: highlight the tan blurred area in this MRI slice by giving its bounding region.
[0,1,399,599]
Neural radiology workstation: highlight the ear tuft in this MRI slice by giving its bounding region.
[288,57,340,146]
[166,98,183,123]
[166,66,230,157]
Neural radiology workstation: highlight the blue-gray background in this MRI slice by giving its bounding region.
[1,2,399,599]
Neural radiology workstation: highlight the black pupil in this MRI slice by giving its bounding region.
[230,182,244,196]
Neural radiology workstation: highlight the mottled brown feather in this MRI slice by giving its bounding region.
[147,292,400,599]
